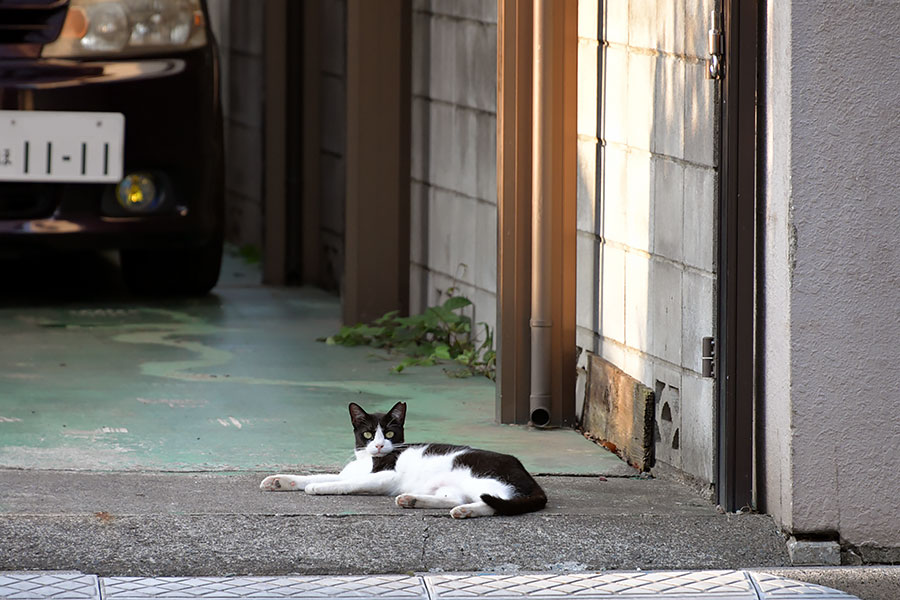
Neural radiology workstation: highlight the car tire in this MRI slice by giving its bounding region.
[120,235,223,296]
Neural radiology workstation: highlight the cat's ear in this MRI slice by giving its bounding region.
[349,403,368,428]
[387,401,407,425]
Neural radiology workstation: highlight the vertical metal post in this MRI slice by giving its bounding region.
[716,0,758,511]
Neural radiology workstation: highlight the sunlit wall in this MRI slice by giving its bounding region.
[575,0,718,487]
[409,1,498,339]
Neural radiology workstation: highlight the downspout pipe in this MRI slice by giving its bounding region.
[529,0,552,427]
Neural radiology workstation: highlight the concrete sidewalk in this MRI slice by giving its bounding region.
[0,471,788,575]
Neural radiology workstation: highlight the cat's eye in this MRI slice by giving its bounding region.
[386,431,394,439]
[363,432,373,439]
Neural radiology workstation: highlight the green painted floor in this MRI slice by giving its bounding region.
[0,253,629,475]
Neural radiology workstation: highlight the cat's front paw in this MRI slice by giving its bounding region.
[260,475,300,491]
[396,494,417,508]
[304,483,324,494]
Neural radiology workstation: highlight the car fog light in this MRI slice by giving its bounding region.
[116,173,159,213]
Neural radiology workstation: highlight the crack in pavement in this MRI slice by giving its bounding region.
[421,516,430,571]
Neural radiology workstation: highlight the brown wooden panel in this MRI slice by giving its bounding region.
[343,0,411,324]
[551,0,577,426]
[496,0,576,426]
[497,0,533,424]
[583,354,655,471]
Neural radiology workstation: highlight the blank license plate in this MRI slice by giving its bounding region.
[0,110,124,183]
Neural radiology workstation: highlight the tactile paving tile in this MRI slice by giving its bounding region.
[0,573,100,600]
[749,573,857,599]
[1,572,860,600]
[101,576,429,599]
[424,571,758,599]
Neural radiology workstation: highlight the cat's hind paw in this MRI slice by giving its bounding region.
[396,494,417,508]
[260,475,301,491]
[450,502,494,519]
[450,505,474,519]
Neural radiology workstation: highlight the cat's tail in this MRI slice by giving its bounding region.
[480,484,547,516]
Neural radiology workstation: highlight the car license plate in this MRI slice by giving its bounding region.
[0,110,124,183]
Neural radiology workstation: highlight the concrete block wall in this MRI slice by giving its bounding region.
[208,0,345,289]
[576,0,717,486]
[410,0,498,338]
[207,0,265,250]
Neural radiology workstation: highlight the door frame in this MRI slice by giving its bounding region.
[262,0,317,286]
[262,0,288,285]
[716,0,759,512]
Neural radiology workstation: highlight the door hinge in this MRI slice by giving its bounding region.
[702,336,716,378]
[706,9,724,80]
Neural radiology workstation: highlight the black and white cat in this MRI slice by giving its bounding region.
[260,401,547,519]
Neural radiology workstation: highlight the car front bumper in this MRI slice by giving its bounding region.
[0,47,223,250]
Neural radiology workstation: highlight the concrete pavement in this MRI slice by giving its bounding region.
[8,471,874,596]
[0,250,892,599]
[0,252,627,476]
[754,568,900,600]
[0,471,789,575]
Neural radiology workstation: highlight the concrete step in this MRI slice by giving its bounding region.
[0,471,789,576]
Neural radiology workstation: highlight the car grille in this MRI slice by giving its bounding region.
[0,183,58,219]
[0,0,69,46]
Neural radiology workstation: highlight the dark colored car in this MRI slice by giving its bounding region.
[0,0,224,295]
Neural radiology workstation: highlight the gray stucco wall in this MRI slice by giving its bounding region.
[409,0,498,336]
[759,0,793,535]
[762,0,900,551]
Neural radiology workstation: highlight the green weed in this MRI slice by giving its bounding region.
[321,294,496,380]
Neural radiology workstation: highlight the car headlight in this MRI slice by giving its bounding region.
[42,0,206,58]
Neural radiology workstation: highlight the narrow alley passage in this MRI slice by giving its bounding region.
[0,249,627,474]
